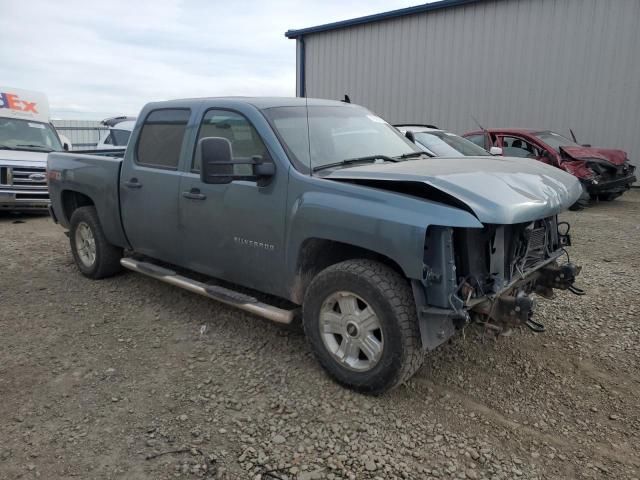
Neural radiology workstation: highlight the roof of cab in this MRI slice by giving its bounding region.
[141,97,351,111]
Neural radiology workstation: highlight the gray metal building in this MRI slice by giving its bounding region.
[286,0,640,171]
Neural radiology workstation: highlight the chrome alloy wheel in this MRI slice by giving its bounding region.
[319,291,384,372]
[75,221,96,267]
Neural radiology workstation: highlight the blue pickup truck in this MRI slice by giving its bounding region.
[47,97,583,393]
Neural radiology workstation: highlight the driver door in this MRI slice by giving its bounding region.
[177,108,288,296]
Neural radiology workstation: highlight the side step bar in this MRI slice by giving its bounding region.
[120,258,296,324]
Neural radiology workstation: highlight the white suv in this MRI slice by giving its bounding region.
[97,116,136,149]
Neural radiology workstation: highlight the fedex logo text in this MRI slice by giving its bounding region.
[0,92,38,113]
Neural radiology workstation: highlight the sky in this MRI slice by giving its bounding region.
[1,0,421,119]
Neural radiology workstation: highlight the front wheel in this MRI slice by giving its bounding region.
[569,184,590,211]
[303,259,424,394]
[69,206,122,279]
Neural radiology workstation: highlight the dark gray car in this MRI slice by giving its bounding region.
[47,98,584,394]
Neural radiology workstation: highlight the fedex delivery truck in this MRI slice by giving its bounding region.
[0,87,65,211]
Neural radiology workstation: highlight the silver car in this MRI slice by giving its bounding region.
[395,124,503,157]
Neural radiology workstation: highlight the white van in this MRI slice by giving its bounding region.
[0,87,65,211]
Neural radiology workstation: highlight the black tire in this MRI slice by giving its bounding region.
[69,206,122,279]
[596,192,622,202]
[303,259,423,394]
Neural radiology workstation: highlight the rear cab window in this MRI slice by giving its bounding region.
[136,109,191,169]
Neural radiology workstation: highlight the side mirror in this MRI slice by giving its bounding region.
[200,137,233,184]
[200,137,275,185]
[252,156,275,187]
[58,133,72,151]
[489,146,502,156]
[253,157,275,177]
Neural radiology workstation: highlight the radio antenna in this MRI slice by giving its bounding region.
[569,128,578,143]
[471,114,486,132]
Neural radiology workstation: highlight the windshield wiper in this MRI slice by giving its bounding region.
[0,145,15,150]
[312,155,399,173]
[16,144,54,152]
[396,151,433,159]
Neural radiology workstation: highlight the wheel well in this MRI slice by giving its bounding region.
[291,238,405,303]
[61,191,94,223]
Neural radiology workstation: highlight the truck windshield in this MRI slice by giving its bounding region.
[533,131,580,150]
[263,105,420,172]
[414,131,490,156]
[0,117,62,152]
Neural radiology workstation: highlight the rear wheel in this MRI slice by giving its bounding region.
[69,206,122,279]
[303,259,424,394]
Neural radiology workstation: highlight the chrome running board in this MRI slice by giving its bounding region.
[120,257,295,324]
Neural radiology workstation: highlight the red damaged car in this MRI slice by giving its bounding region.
[463,129,636,202]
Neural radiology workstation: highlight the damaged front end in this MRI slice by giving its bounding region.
[414,216,584,349]
[560,147,637,197]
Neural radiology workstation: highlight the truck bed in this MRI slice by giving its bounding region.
[47,151,128,248]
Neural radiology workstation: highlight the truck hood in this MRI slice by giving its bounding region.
[560,146,628,166]
[324,156,582,224]
[0,149,48,163]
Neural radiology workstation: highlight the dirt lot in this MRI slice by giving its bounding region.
[1,191,639,480]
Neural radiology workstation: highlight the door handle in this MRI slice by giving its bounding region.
[182,189,206,200]
[124,179,142,189]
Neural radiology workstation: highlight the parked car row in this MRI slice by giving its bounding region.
[395,123,636,206]
[1,86,635,213]
[47,97,586,393]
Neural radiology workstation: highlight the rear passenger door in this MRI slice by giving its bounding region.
[120,108,191,264]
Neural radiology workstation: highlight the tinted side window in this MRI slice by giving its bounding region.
[193,110,268,174]
[136,109,190,169]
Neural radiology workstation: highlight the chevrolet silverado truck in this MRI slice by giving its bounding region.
[48,98,584,394]
[1,87,65,211]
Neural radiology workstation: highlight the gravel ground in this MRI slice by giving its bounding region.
[1,191,639,480]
